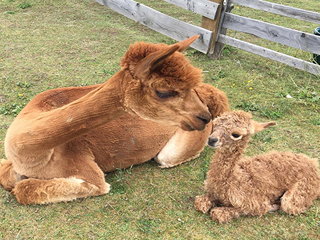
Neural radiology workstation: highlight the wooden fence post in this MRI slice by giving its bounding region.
[201,0,223,57]
[202,0,233,59]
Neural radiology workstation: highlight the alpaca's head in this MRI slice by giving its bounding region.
[120,36,211,131]
[207,110,276,148]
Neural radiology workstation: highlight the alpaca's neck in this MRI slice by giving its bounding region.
[208,140,249,178]
[205,139,249,201]
[10,70,130,151]
[60,71,126,127]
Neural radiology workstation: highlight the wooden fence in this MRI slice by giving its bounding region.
[218,0,320,76]
[94,0,220,53]
[94,0,320,76]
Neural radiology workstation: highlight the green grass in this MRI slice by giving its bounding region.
[0,0,320,239]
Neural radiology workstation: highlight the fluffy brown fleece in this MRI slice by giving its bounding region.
[195,110,320,223]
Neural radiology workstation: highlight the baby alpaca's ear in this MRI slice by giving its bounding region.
[251,120,276,134]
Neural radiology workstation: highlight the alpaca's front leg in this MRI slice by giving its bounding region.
[12,177,110,205]
[210,207,242,223]
[11,150,110,205]
[195,195,214,213]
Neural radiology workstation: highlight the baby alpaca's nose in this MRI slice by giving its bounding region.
[207,137,219,148]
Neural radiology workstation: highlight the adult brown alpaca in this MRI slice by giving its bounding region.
[195,111,320,223]
[0,36,219,205]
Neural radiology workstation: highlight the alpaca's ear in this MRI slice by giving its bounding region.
[174,35,200,52]
[134,44,179,79]
[251,120,276,134]
[194,83,230,119]
[134,35,199,79]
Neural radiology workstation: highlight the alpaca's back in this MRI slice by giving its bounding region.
[235,151,320,199]
[243,151,318,180]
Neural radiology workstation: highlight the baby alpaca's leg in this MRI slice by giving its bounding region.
[209,201,277,223]
[210,207,241,223]
[281,180,317,215]
[195,195,214,213]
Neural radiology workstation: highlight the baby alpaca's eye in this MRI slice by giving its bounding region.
[231,133,241,139]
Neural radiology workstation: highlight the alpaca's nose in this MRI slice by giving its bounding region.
[197,115,211,125]
[208,137,219,147]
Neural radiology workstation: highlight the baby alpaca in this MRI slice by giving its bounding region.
[195,110,320,223]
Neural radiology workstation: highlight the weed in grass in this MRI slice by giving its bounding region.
[298,235,312,240]
[108,167,133,195]
[0,103,25,116]
[236,100,291,120]
[16,81,32,88]
[309,117,320,126]
[109,180,126,195]
[136,218,161,234]
[222,45,236,56]
[102,68,115,76]
[18,1,32,9]
[185,49,198,56]
[6,11,16,14]
[217,69,226,78]
[274,90,290,98]
[211,76,218,81]
[252,129,274,144]
[296,86,320,104]
[259,107,284,119]
[210,68,227,82]
[236,101,260,112]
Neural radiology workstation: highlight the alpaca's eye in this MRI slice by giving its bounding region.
[156,90,177,99]
[231,133,241,139]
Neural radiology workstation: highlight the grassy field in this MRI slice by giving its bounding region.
[0,0,319,239]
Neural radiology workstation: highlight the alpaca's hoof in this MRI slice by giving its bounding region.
[194,195,213,213]
[158,163,174,168]
[104,182,111,194]
[269,204,280,212]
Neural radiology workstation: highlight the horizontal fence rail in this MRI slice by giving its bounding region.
[217,0,320,75]
[230,0,320,25]
[95,0,215,53]
[218,34,320,76]
[163,0,219,20]
[223,12,320,55]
